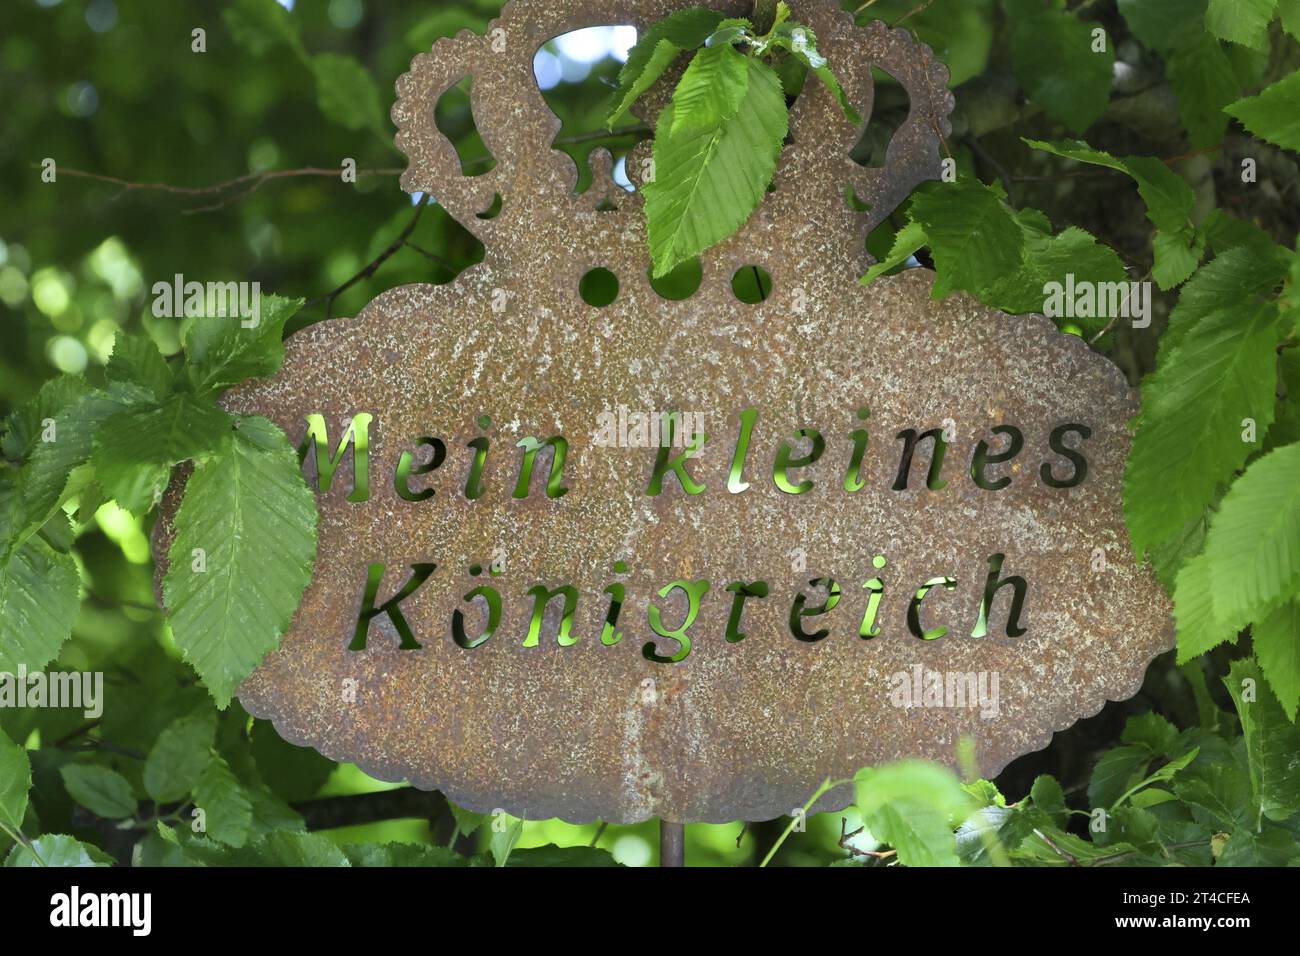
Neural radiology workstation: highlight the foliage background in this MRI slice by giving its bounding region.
[0,0,1297,866]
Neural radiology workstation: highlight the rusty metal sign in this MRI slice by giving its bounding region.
[154,0,1172,824]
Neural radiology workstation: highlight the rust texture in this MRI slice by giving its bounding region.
[154,0,1173,824]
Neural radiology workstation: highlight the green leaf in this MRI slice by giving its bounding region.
[861,221,927,285]
[1174,760,1254,830]
[1166,35,1240,148]
[1162,246,1289,359]
[183,831,350,866]
[4,384,152,556]
[250,719,334,802]
[92,394,234,516]
[774,23,862,123]
[183,294,303,398]
[447,801,488,839]
[644,56,788,277]
[1124,303,1280,558]
[5,835,113,868]
[1205,442,1300,626]
[1121,712,1180,755]
[344,842,469,866]
[854,761,974,866]
[1117,0,1209,54]
[490,815,524,866]
[1205,0,1277,50]
[507,844,622,867]
[669,44,751,135]
[1024,140,1202,288]
[1254,600,1300,721]
[1173,550,1239,662]
[164,416,317,707]
[0,526,80,674]
[607,6,727,127]
[223,0,305,59]
[1030,774,1068,828]
[1087,744,1149,809]
[193,756,254,847]
[144,709,218,803]
[1202,209,1285,259]
[987,224,1130,329]
[247,785,305,835]
[59,764,137,820]
[312,53,386,135]
[1011,10,1114,133]
[1226,71,1300,153]
[106,334,172,401]
[908,179,1024,300]
[1282,0,1300,37]
[1225,657,1300,821]
[608,39,685,129]
[1,375,91,463]
[0,729,31,835]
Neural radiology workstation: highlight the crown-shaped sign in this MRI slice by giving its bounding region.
[155,0,1171,825]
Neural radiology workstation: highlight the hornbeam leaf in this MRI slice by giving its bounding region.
[669,44,750,135]
[861,221,927,285]
[907,179,1024,300]
[0,514,80,674]
[606,7,727,128]
[1172,550,1239,663]
[1,375,91,463]
[1011,11,1114,133]
[144,709,218,804]
[1024,140,1203,288]
[1205,442,1300,626]
[1225,657,1300,822]
[1160,246,1289,360]
[1205,0,1277,50]
[608,38,684,129]
[92,394,235,516]
[3,384,152,559]
[1166,35,1240,149]
[1254,600,1300,721]
[59,764,138,820]
[106,334,173,401]
[312,53,386,135]
[193,756,254,847]
[1226,71,1300,153]
[1124,303,1281,558]
[0,729,31,834]
[164,415,317,708]
[184,294,304,398]
[773,23,862,123]
[644,56,788,277]
[4,835,113,868]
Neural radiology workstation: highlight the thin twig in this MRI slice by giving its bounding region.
[1032,827,1081,866]
[892,0,934,27]
[308,194,434,318]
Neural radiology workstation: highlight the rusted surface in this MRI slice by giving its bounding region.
[154,0,1173,824]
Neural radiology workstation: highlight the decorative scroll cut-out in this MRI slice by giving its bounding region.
[154,0,1172,824]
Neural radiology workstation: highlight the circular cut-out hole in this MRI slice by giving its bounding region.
[731,266,773,304]
[580,267,619,307]
[648,258,703,301]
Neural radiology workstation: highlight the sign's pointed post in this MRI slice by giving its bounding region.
[660,820,684,867]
